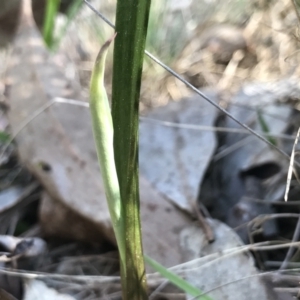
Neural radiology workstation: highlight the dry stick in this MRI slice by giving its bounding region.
[284,127,300,202]
[217,50,244,90]
[280,128,300,271]
[194,204,214,243]
[0,267,121,283]
[244,196,300,205]
[248,213,300,271]
[248,213,266,271]
[265,261,300,268]
[140,117,297,140]
[246,213,300,233]
[275,287,300,295]
[213,136,254,162]
[274,274,300,282]
[0,241,299,292]
[174,241,300,274]
[280,216,300,271]
[280,129,300,271]
[84,0,300,168]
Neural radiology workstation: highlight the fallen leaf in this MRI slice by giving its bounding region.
[139,92,218,213]
[179,219,286,300]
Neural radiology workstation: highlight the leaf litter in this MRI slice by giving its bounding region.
[0,0,300,299]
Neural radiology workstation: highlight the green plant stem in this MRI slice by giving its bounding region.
[112,0,151,299]
[43,0,60,48]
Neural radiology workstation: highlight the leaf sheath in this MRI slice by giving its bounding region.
[89,36,126,271]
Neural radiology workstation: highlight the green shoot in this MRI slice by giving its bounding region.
[257,109,277,146]
[42,0,83,50]
[145,256,213,300]
[42,0,60,48]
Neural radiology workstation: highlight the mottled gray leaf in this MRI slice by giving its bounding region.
[140,93,218,212]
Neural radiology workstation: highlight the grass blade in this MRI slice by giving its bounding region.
[42,0,60,48]
[257,109,277,146]
[144,256,213,300]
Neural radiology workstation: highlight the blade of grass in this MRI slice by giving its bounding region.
[257,109,277,146]
[112,0,152,299]
[42,0,60,48]
[145,255,213,300]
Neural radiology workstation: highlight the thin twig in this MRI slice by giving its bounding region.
[244,196,300,206]
[193,204,214,243]
[279,215,300,271]
[284,127,300,201]
[140,117,297,140]
[274,287,300,294]
[213,136,254,162]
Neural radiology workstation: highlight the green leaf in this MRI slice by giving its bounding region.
[89,35,126,272]
[144,255,213,300]
[42,0,60,48]
[0,131,10,143]
[257,109,277,146]
[112,0,152,299]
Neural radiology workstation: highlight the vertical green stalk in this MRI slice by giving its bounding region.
[112,0,151,299]
[43,0,60,48]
